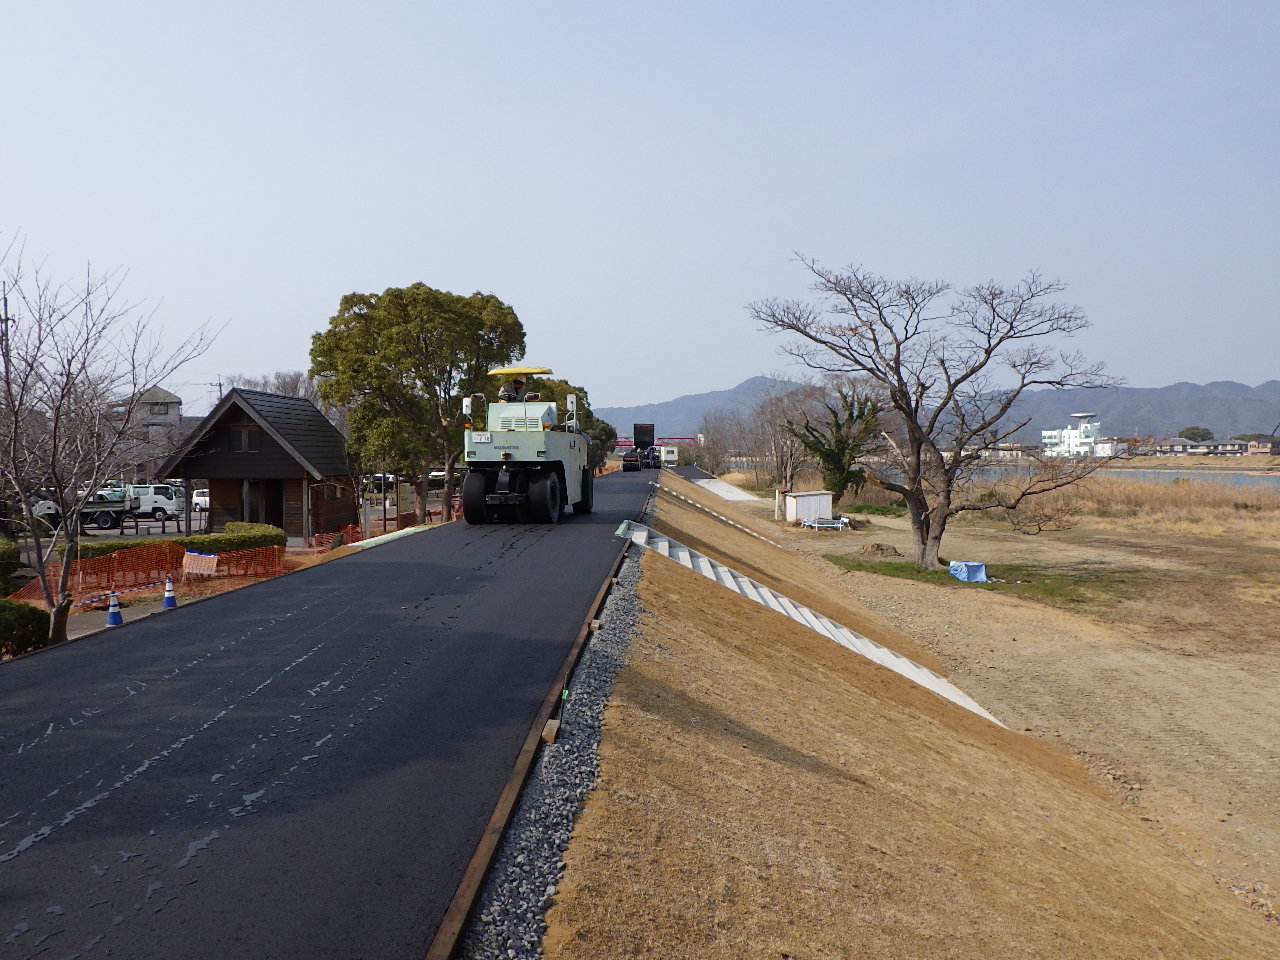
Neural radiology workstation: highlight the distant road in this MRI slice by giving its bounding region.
[0,470,653,960]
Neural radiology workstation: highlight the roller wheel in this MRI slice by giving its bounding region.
[529,472,562,524]
[462,471,490,525]
[573,468,594,515]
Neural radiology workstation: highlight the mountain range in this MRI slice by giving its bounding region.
[596,378,1280,442]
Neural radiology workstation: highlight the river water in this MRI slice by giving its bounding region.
[1098,467,1280,490]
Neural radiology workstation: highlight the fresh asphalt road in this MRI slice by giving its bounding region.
[0,469,655,960]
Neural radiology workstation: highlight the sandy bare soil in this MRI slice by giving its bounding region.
[769,506,1280,918]
[542,473,1279,958]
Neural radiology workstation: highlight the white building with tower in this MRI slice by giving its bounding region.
[1041,412,1104,457]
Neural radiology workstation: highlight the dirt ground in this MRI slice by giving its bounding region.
[542,472,1279,958]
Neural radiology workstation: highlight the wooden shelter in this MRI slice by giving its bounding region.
[157,389,358,539]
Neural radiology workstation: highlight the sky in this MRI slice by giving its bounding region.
[4,1,1277,414]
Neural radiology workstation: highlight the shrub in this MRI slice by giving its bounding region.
[0,539,21,587]
[69,524,287,560]
[0,598,51,659]
[212,522,288,547]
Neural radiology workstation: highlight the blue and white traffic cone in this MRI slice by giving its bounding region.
[106,592,124,627]
[162,577,177,610]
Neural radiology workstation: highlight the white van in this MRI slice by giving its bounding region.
[128,484,186,520]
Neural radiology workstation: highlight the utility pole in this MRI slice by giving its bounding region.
[1,280,12,386]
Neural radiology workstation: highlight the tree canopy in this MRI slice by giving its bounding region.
[309,284,524,519]
[753,259,1121,568]
[1177,426,1214,442]
[522,375,617,471]
[784,379,879,500]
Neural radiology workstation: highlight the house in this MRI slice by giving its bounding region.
[974,442,1029,460]
[1248,439,1280,456]
[1153,437,1248,456]
[115,387,205,480]
[156,389,358,539]
[1153,438,1192,457]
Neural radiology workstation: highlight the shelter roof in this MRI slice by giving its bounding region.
[157,388,352,479]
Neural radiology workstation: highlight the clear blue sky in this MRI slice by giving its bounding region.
[5,1,1277,412]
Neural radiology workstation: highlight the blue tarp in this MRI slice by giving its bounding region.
[948,561,988,583]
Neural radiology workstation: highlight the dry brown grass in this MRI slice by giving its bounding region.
[972,472,1280,540]
[749,462,1280,540]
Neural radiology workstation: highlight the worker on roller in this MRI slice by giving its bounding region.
[497,377,526,403]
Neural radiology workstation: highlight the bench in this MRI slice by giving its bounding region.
[799,517,848,531]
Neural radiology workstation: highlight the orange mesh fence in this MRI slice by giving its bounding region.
[303,523,366,552]
[187,545,286,580]
[9,543,286,611]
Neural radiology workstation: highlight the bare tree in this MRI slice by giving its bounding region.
[693,407,743,476]
[752,259,1122,568]
[696,381,823,488]
[1,246,214,644]
[746,383,822,489]
[224,370,351,437]
[224,370,321,403]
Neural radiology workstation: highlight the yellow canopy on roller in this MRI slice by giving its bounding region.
[487,365,553,376]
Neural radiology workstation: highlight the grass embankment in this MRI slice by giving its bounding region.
[824,554,1128,604]
[820,471,1280,614]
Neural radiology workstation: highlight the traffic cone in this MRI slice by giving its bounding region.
[162,577,177,610]
[106,592,123,627]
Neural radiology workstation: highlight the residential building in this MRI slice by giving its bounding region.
[1041,413,1103,457]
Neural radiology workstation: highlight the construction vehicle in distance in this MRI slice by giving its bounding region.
[633,423,655,452]
[460,366,593,524]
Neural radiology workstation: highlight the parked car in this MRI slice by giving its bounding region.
[192,488,210,512]
[127,483,186,521]
[621,448,642,472]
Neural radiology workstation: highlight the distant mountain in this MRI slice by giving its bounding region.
[595,377,799,438]
[599,378,1280,443]
[1005,381,1280,441]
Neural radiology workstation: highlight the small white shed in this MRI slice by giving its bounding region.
[783,490,834,523]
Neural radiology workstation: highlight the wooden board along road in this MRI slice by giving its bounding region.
[0,470,655,960]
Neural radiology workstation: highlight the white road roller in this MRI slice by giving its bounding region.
[460,366,593,524]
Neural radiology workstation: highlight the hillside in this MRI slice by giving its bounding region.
[597,378,1280,442]
[541,473,1278,958]
[1006,379,1280,441]
[594,376,798,438]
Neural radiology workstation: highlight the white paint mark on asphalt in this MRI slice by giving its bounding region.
[174,830,220,870]
[1,641,335,863]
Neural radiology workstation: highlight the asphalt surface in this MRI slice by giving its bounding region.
[0,469,654,960]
